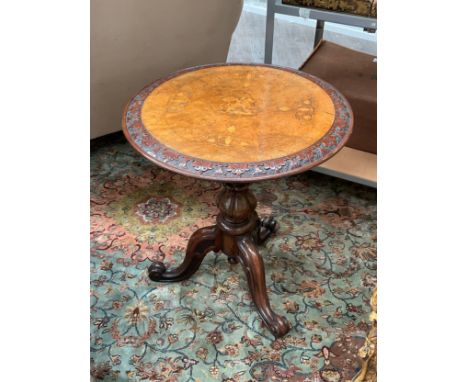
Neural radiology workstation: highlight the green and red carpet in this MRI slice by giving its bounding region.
[91,133,377,382]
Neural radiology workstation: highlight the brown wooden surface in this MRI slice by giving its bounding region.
[141,65,335,163]
[300,40,377,154]
[123,63,353,182]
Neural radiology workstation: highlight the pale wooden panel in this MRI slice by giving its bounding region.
[315,147,377,187]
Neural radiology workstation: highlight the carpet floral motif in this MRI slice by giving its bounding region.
[135,196,180,224]
[91,134,377,382]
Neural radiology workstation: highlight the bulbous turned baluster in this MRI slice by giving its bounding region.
[216,183,259,236]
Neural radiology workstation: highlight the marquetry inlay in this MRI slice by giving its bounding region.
[141,65,335,163]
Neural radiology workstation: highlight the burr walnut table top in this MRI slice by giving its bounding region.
[123,64,353,182]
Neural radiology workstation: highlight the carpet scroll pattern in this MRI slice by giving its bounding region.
[91,134,377,382]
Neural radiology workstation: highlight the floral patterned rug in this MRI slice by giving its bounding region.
[91,133,377,382]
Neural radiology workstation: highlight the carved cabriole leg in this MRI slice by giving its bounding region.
[148,225,219,282]
[237,235,290,337]
[216,183,290,337]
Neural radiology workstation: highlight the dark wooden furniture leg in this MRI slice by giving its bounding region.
[237,236,290,337]
[254,216,278,245]
[148,225,219,282]
[147,183,291,337]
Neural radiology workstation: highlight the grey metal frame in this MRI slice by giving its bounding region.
[264,0,377,64]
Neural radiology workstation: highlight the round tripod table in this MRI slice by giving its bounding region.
[123,64,353,337]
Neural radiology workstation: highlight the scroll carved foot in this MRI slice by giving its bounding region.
[236,236,290,337]
[253,216,277,245]
[228,257,239,265]
[148,225,218,282]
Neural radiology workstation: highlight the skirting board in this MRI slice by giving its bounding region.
[314,147,377,188]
